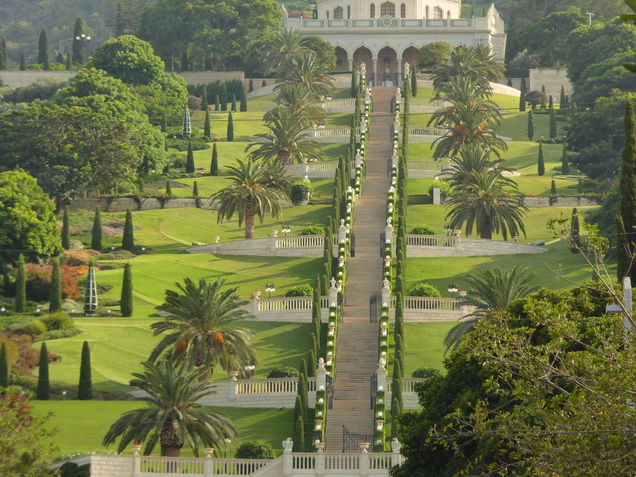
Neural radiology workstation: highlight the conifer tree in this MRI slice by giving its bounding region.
[231,94,237,112]
[72,17,85,64]
[527,110,534,141]
[559,85,566,109]
[550,179,557,197]
[36,343,50,400]
[214,94,219,111]
[293,415,305,452]
[122,209,135,251]
[78,341,92,399]
[618,102,636,282]
[210,143,219,175]
[571,208,580,253]
[537,143,545,177]
[49,257,62,313]
[193,180,199,197]
[180,51,189,71]
[561,141,570,175]
[65,52,72,70]
[0,342,8,388]
[166,180,173,196]
[61,206,70,250]
[201,86,208,111]
[0,37,7,70]
[548,95,553,109]
[549,107,557,138]
[203,110,211,139]
[240,90,247,112]
[411,69,417,97]
[38,29,49,69]
[262,79,267,87]
[15,255,26,313]
[19,52,26,71]
[186,142,195,173]
[248,79,254,93]
[578,178,583,194]
[227,111,234,141]
[91,207,102,251]
[519,77,526,112]
[120,263,133,317]
[220,84,228,111]
[507,77,512,87]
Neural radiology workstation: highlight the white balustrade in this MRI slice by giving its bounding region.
[276,235,325,248]
[139,456,272,475]
[310,128,351,137]
[406,235,457,247]
[235,377,317,395]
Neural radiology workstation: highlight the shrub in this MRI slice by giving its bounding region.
[34,329,82,342]
[407,282,442,297]
[165,138,210,152]
[412,368,441,379]
[428,180,453,196]
[25,264,83,301]
[97,250,135,261]
[235,440,276,459]
[187,95,201,110]
[289,182,313,205]
[24,320,47,335]
[299,225,325,235]
[267,366,300,378]
[97,262,126,270]
[60,250,100,267]
[41,312,75,331]
[285,284,314,297]
[410,225,435,235]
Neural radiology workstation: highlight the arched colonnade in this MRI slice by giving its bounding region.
[335,45,419,86]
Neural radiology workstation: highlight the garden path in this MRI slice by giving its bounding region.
[325,86,395,452]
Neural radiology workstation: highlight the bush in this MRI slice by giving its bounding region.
[25,264,84,301]
[165,137,210,152]
[428,180,453,196]
[23,320,47,335]
[235,440,276,459]
[41,312,75,331]
[3,78,69,103]
[97,262,126,270]
[410,225,435,235]
[289,182,313,205]
[60,250,100,267]
[285,284,314,297]
[267,366,300,378]
[407,282,442,297]
[299,225,325,235]
[34,329,82,342]
[412,368,441,379]
[97,250,136,261]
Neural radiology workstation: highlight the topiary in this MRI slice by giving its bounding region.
[235,440,275,459]
[289,182,313,205]
[407,282,442,297]
[285,284,314,297]
[299,225,325,235]
[41,312,75,331]
[267,366,300,378]
[410,225,435,235]
[24,320,47,335]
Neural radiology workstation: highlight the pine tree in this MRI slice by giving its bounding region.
[61,206,70,250]
[0,342,8,388]
[411,69,417,97]
[559,85,566,109]
[527,110,534,141]
[203,110,211,139]
[65,52,72,70]
[120,262,133,317]
[548,95,553,109]
[507,77,512,87]
[519,77,526,112]
[166,180,173,196]
[180,51,189,71]
[36,343,50,400]
[214,94,220,112]
[0,37,7,70]
[618,102,636,282]
[193,180,199,197]
[201,86,208,111]
[72,17,85,64]
[537,143,545,177]
[210,143,219,175]
[561,141,570,175]
[19,52,26,71]
[571,208,580,253]
[78,341,92,399]
[220,84,228,111]
[549,107,557,138]
[49,257,62,313]
[550,179,557,197]
[227,111,234,141]
[240,90,247,112]
[186,142,195,173]
[231,94,237,112]
[91,207,102,251]
[248,79,254,93]
[262,79,267,88]
[293,415,305,452]
[38,29,49,69]
[15,255,26,313]
[122,209,135,251]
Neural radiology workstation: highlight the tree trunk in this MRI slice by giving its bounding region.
[245,213,255,239]
[479,221,492,240]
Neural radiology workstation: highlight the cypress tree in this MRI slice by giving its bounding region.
[49,257,62,313]
[227,111,234,141]
[548,95,553,109]
[78,341,92,399]
[549,107,557,138]
[571,208,580,253]
[618,102,636,282]
[61,205,70,250]
[0,342,8,388]
[411,69,417,97]
[193,180,199,197]
[72,17,85,64]
[559,85,566,109]
[240,90,247,112]
[527,110,534,141]
[180,51,189,71]
[507,77,512,87]
[15,255,26,313]
[91,207,102,251]
[550,180,557,204]
[564,94,569,108]
[19,52,26,71]
[36,343,50,400]
[203,110,211,139]
[214,94,219,111]
[0,37,7,70]
[293,394,303,428]
[231,94,237,112]
[248,79,254,93]
[166,180,173,196]
[561,141,570,175]
[519,77,526,112]
[578,178,583,194]
[210,143,219,175]
[186,142,195,173]
[293,415,305,452]
[262,79,267,88]
[537,143,545,177]
[201,86,208,111]
[220,84,228,111]
[38,29,49,69]
[307,340,317,377]
[65,52,72,70]
[120,262,133,317]
[122,209,135,251]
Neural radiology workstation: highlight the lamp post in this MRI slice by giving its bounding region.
[223,437,231,459]
[444,224,453,236]
[281,224,290,236]
[265,283,275,298]
[244,361,255,379]
[447,283,458,298]
[74,33,91,64]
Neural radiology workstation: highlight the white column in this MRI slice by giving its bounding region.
[348,58,353,71]
[372,58,378,86]
[397,57,402,87]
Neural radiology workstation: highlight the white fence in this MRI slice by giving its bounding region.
[406,161,446,178]
[308,127,351,143]
[188,235,338,258]
[406,234,549,257]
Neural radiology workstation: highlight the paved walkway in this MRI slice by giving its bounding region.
[325,87,395,452]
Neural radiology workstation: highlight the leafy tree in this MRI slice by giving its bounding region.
[417,41,452,71]
[15,255,26,313]
[0,170,61,267]
[213,159,286,239]
[525,90,547,109]
[78,341,92,400]
[227,111,234,141]
[235,440,275,459]
[103,360,237,456]
[537,142,545,176]
[91,207,102,251]
[210,143,219,175]
[120,263,133,317]
[0,343,7,388]
[186,142,195,173]
[150,277,256,377]
[618,101,636,282]
[61,206,70,250]
[203,110,211,139]
[49,257,62,314]
[527,110,534,141]
[36,343,49,400]
[37,29,49,70]
[303,35,337,71]
[122,209,135,252]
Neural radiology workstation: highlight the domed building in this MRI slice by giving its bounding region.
[283,1,505,86]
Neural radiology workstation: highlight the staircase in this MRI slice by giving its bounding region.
[325,87,395,452]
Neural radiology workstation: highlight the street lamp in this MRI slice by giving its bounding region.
[74,33,91,64]
[447,283,458,298]
[265,283,275,298]
[223,437,231,459]
[244,361,255,379]
[281,224,290,236]
[444,224,453,235]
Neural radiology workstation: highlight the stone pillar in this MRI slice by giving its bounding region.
[381,278,391,306]
[433,187,441,205]
[624,277,633,334]
[338,219,347,243]
[376,357,387,391]
[385,223,393,247]
[355,149,363,169]
[348,58,353,71]
[397,57,402,87]
[282,439,293,476]
[329,278,338,307]
[316,357,327,391]
[372,58,378,86]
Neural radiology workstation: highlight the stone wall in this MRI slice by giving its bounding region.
[0,71,77,88]
[528,68,573,98]
[68,197,219,213]
[178,71,244,86]
[524,196,599,207]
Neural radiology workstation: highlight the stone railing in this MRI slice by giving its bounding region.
[188,235,339,258]
[289,452,400,473]
[287,161,338,179]
[308,127,351,143]
[407,161,445,178]
[245,296,330,323]
[400,296,462,312]
[388,378,425,393]
[235,377,317,395]
[319,98,360,113]
[406,235,549,257]
[408,126,445,143]
[275,235,325,248]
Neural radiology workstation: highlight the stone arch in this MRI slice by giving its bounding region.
[335,46,349,71]
[353,46,373,82]
[378,45,398,86]
[334,6,343,19]
[380,1,395,17]
[400,3,406,18]
[370,3,376,18]
[402,46,419,73]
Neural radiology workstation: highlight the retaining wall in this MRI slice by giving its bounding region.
[405,235,548,257]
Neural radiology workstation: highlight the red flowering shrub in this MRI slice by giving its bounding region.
[25,264,89,301]
[60,250,99,267]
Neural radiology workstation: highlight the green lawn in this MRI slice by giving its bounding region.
[403,322,456,376]
[31,401,293,457]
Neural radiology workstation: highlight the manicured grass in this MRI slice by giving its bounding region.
[403,322,456,376]
[31,401,293,456]
[39,319,311,392]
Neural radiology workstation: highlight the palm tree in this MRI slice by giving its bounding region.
[264,28,310,74]
[444,266,539,352]
[213,158,287,239]
[259,158,293,194]
[270,83,326,127]
[445,169,527,240]
[276,50,334,99]
[103,360,238,457]
[247,108,322,166]
[442,145,513,188]
[150,277,256,377]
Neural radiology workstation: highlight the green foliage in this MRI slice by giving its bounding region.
[561,141,570,175]
[299,225,324,235]
[519,77,526,112]
[0,343,7,388]
[210,143,219,176]
[527,110,534,141]
[165,180,173,196]
[285,284,314,297]
[120,263,133,317]
[78,341,92,400]
[122,209,135,252]
[41,312,75,331]
[3,77,69,104]
[267,366,299,378]
[25,320,47,335]
[289,181,313,205]
[36,343,50,400]
[227,111,234,141]
[619,102,636,282]
[38,28,49,69]
[91,207,102,251]
[549,107,557,138]
[537,143,545,176]
[49,257,62,314]
[235,440,275,459]
[15,255,26,313]
[407,282,442,297]
[62,206,70,250]
[409,225,435,235]
[417,42,452,71]
[292,415,304,452]
[411,368,441,379]
[193,181,199,197]
[203,110,211,139]
[185,142,195,173]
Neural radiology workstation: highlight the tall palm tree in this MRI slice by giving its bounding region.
[103,360,238,457]
[445,169,528,240]
[258,158,293,194]
[270,83,326,127]
[276,50,334,99]
[442,145,513,188]
[213,158,287,239]
[150,277,256,377]
[247,108,322,166]
[264,27,310,74]
[444,266,539,352]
